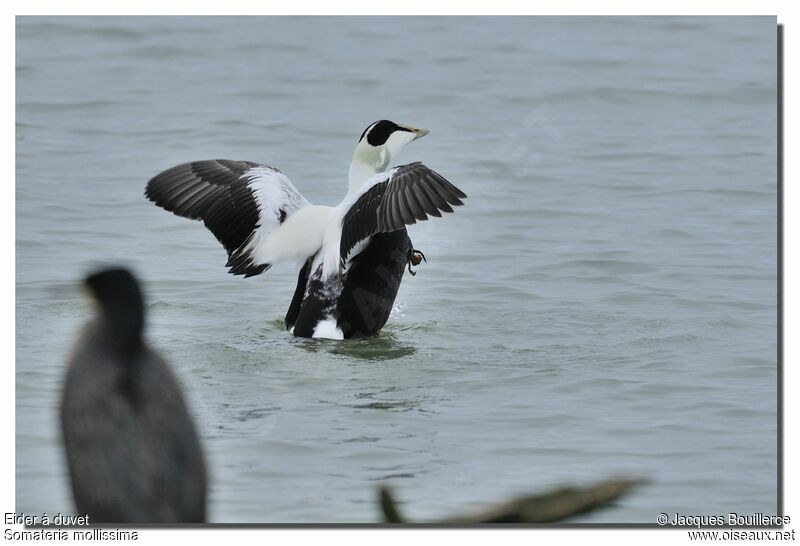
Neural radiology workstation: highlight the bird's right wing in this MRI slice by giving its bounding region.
[337,162,467,268]
[145,159,311,277]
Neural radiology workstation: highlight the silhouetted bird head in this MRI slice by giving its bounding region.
[85,267,145,351]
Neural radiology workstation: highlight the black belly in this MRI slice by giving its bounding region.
[286,230,412,338]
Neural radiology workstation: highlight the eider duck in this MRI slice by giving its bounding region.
[60,268,207,523]
[145,120,466,339]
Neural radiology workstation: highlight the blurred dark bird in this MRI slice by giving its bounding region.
[60,267,207,523]
[379,478,642,524]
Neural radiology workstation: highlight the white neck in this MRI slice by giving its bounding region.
[347,160,379,194]
[347,142,390,194]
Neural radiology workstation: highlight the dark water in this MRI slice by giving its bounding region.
[16,16,777,522]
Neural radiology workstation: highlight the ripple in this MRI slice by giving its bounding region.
[292,332,418,361]
[544,259,657,275]
[235,406,281,422]
[18,99,134,111]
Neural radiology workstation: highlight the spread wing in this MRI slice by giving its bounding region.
[145,159,311,277]
[338,162,466,266]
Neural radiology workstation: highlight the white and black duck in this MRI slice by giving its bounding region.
[145,120,466,339]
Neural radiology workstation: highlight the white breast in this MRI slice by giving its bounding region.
[252,205,334,267]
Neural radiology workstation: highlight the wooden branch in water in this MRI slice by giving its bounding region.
[379,478,643,524]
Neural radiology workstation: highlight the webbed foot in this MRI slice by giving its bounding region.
[407,249,427,276]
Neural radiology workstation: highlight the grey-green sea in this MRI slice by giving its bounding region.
[16,16,777,523]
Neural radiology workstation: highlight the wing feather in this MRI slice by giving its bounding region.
[396,189,416,226]
[145,159,311,277]
[338,162,466,265]
[413,181,444,217]
[404,184,429,221]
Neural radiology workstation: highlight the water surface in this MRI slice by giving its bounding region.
[16,16,777,523]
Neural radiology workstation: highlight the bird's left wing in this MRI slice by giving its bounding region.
[145,159,310,277]
[338,162,466,266]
